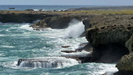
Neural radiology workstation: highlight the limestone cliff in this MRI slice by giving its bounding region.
[85,14,133,73]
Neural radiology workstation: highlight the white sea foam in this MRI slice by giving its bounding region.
[90,63,118,75]
[0,53,4,56]
[0,45,14,48]
[33,9,39,11]
[18,57,79,69]
[0,34,5,36]
[63,19,85,38]
[61,50,91,57]
[19,24,33,30]
[1,61,19,69]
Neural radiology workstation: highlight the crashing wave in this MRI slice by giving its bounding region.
[63,19,85,38]
[17,57,78,68]
[19,24,33,30]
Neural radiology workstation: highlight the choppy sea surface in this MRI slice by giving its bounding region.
[0,23,118,75]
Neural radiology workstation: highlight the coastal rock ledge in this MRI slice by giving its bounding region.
[31,14,133,74]
[84,15,133,74]
[13,13,133,74]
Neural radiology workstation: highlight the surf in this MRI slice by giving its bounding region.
[63,19,85,38]
[17,57,79,68]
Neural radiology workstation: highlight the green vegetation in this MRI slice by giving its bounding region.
[1,9,133,15]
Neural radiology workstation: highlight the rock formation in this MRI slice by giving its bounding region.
[0,12,56,23]
[85,24,132,63]
[31,15,90,30]
[84,14,133,73]
[6,11,132,73]
[31,14,133,65]
[116,35,133,72]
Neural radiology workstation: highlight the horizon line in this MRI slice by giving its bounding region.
[0,4,133,6]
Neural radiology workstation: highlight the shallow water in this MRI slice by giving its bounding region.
[0,23,118,75]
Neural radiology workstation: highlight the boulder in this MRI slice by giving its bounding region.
[116,35,133,72]
[116,52,133,71]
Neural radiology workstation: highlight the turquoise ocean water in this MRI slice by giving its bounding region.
[0,23,117,75]
[0,5,117,75]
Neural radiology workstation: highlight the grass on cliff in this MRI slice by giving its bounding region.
[64,10,133,15]
[1,10,133,15]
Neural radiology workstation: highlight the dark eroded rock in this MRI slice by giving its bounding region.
[91,43,129,63]
[125,35,133,52]
[86,24,133,47]
[116,35,133,72]
[116,52,133,72]
[0,13,54,23]
[84,15,133,63]
[61,46,70,48]
[31,15,84,29]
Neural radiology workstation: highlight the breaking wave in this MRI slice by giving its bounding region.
[17,57,79,69]
[64,19,85,38]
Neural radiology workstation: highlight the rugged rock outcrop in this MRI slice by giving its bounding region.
[84,14,133,73]
[81,14,133,37]
[85,24,132,63]
[125,35,133,52]
[31,14,133,72]
[116,35,133,72]
[31,15,90,30]
[0,13,56,23]
[86,24,133,47]
[116,52,133,71]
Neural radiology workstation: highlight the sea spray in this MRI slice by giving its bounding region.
[64,19,85,38]
[0,23,118,75]
[17,57,79,68]
[61,50,91,57]
[19,24,33,31]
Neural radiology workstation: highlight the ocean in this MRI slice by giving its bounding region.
[0,5,89,11]
[0,5,106,11]
[0,5,118,75]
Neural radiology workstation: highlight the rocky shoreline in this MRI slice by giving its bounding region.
[1,9,133,74]
[31,13,133,74]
